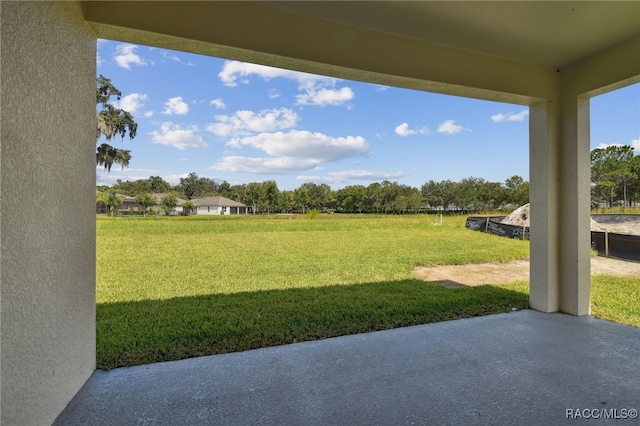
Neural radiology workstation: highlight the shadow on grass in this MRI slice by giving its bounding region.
[97,279,528,369]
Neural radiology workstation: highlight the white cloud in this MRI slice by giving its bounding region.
[212,130,368,174]
[219,61,308,86]
[151,123,208,150]
[395,122,429,137]
[207,108,298,137]
[160,50,180,62]
[162,97,189,115]
[210,98,226,109]
[96,167,188,186]
[596,143,616,149]
[114,44,147,70]
[228,130,368,162]
[597,139,640,153]
[395,123,416,136]
[296,87,355,107]
[268,89,281,99]
[211,156,319,173]
[437,120,464,135]
[491,109,529,122]
[218,60,354,107]
[113,93,147,115]
[143,111,154,118]
[297,170,406,184]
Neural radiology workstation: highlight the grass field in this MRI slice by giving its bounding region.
[96,214,638,369]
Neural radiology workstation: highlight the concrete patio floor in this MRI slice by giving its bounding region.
[55,310,640,425]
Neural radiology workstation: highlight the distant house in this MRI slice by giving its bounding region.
[192,196,247,215]
[152,193,187,215]
[119,194,139,211]
[96,193,137,214]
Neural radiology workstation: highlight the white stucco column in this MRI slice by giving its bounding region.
[557,94,592,316]
[1,2,97,424]
[529,97,561,313]
[552,35,640,316]
[529,79,592,316]
[530,33,640,316]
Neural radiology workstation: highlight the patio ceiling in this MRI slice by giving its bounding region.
[261,1,640,69]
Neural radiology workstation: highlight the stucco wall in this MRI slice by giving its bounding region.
[1,2,97,424]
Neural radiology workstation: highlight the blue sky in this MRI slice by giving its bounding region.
[96,40,639,191]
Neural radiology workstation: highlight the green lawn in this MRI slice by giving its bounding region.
[96,214,638,369]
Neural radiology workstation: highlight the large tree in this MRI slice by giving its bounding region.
[591,145,637,208]
[96,75,138,171]
[161,193,178,215]
[504,175,530,207]
[135,193,156,217]
[176,172,218,199]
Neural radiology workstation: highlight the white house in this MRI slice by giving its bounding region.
[192,196,247,215]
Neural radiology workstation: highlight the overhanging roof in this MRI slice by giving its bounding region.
[84,1,640,102]
[260,1,640,69]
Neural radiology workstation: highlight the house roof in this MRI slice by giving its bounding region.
[152,193,187,205]
[192,196,246,208]
[116,193,137,203]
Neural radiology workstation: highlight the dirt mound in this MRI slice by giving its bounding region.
[590,218,606,232]
[500,204,608,233]
[501,203,529,226]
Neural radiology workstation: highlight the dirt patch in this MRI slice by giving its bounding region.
[412,257,640,287]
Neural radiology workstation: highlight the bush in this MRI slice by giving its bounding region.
[307,209,321,219]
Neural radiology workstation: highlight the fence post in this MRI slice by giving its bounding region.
[485,217,489,232]
[605,231,609,257]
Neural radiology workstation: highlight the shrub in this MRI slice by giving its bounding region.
[307,209,321,219]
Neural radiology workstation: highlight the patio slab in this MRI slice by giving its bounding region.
[55,310,640,425]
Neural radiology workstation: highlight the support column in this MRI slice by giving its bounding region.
[529,98,561,313]
[558,94,592,315]
[529,85,591,316]
[1,2,97,424]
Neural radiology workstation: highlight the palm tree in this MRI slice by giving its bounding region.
[96,189,123,217]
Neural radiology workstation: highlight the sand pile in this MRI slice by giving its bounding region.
[501,203,529,226]
[501,203,608,232]
[590,218,606,232]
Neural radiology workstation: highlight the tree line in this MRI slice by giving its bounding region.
[96,76,638,214]
[98,172,530,215]
[591,145,640,208]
